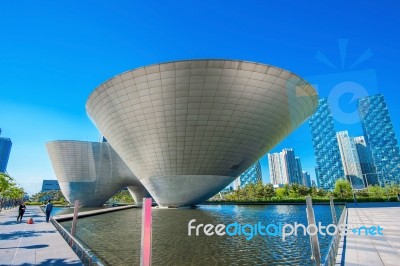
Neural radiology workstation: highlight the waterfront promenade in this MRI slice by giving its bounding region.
[0,206,82,266]
[337,202,400,266]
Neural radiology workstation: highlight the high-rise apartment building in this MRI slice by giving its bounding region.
[309,98,344,190]
[0,129,12,173]
[354,136,379,186]
[268,153,286,185]
[336,131,364,189]
[268,149,303,186]
[358,94,400,185]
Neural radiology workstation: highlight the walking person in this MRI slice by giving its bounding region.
[45,200,53,222]
[17,201,26,222]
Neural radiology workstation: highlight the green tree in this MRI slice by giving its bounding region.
[254,181,265,199]
[109,189,134,204]
[30,190,67,203]
[275,187,287,198]
[333,179,352,198]
[289,183,300,198]
[264,184,276,199]
[0,173,25,211]
[298,185,310,197]
[355,188,369,198]
[369,185,384,198]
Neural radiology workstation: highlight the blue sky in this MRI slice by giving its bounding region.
[1,1,399,194]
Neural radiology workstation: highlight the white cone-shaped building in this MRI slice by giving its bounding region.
[86,60,318,207]
[46,140,150,207]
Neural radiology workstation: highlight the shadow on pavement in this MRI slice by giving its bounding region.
[0,230,56,240]
[0,244,49,249]
[19,258,82,266]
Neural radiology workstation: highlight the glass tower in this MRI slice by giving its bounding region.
[358,94,400,185]
[302,171,312,187]
[309,98,344,190]
[336,131,364,189]
[354,136,379,186]
[280,149,299,184]
[295,157,303,184]
[235,161,262,188]
[0,129,12,173]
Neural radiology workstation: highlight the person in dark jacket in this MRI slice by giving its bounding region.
[17,201,26,222]
[45,200,53,222]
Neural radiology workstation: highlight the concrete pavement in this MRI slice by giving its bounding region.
[337,202,400,266]
[0,206,82,266]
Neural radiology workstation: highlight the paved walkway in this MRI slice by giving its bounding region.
[0,206,82,266]
[337,202,400,266]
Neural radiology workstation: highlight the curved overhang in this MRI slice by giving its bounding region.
[86,59,318,207]
[46,140,150,207]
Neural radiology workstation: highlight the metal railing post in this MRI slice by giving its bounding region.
[140,198,152,266]
[71,200,80,239]
[329,196,337,225]
[306,196,321,265]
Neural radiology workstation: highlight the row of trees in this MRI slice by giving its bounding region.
[29,190,67,204]
[108,189,134,204]
[220,179,400,202]
[0,173,25,211]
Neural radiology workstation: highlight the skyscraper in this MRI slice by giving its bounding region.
[336,131,364,189]
[0,129,12,173]
[268,153,286,185]
[358,94,400,185]
[302,171,312,187]
[268,149,303,185]
[309,98,344,190]
[295,157,303,184]
[234,161,262,189]
[354,136,379,186]
[280,149,298,184]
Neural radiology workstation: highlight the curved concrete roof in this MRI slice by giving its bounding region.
[46,140,149,207]
[86,59,318,207]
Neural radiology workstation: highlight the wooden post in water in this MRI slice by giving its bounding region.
[306,196,321,265]
[330,196,337,225]
[140,198,152,266]
[71,200,79,237]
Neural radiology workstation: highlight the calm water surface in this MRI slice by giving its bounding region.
[59,204,344,266]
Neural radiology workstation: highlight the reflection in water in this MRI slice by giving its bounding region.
[60,204,343,266]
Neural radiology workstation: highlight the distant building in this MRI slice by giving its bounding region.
[41,180,61,192]
[358,94,400,186]
[295,157,303,184]
[233,161,262,189]
[336,131,364,189]
[0,129,12,173]
[302,171,312,187]
[309,98,344,190]
[268,148,303,186]
[268,153,286,185]
[311,180,317,187]
[354,136,379,186]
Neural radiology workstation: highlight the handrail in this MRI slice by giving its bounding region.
[51,218,104,266]
[322,204,347,266]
